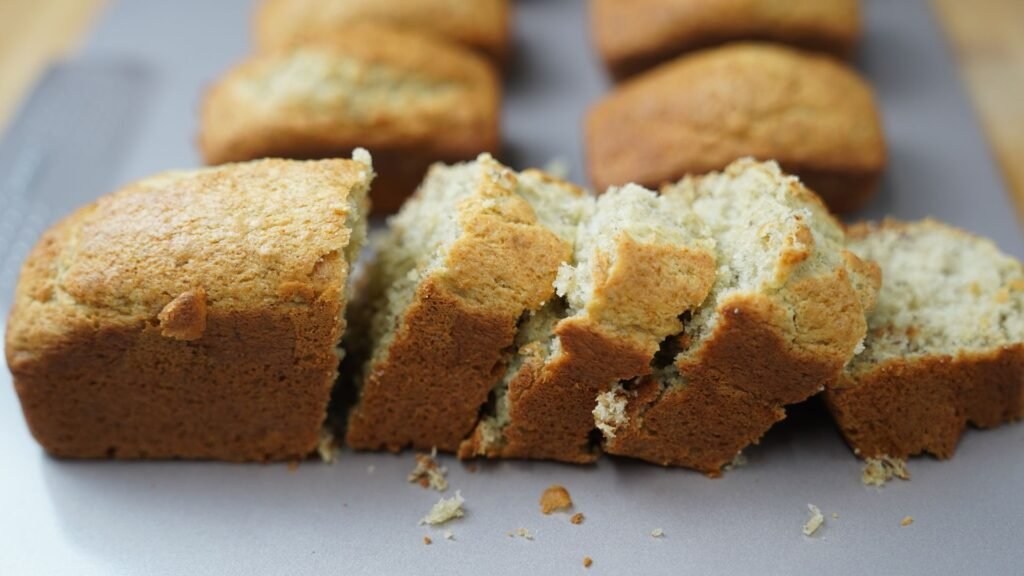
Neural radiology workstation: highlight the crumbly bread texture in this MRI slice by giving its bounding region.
[585,42,886,214]
[5,155,373,461]
[255,0,511,64]
[591,0,862,78]
[200,22,499,214]
[459,184,716,462]
[345,155,580,454]
[825,219,1024,459]
[600,159,879,474]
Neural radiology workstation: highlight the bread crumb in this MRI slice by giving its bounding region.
[651,528,665,538]
[540,484,573,514]
[443,529,454,541]
[901,516,913,527]
[723,452,748,471]
[408,447,448,492]
[317,429,338,464]
[508,527,534,540]
[803,504,824,536]
[583,556,593,568]
[423,536,432,545]
[570,512,585,525]
[832,512,839,520]
[862,456,911,487]
[419,491,464,525]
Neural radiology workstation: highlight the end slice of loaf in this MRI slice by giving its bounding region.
[345,155,584,453]
[459,184,717,462]
[5,154,373,461]
[599,159,879,474]
[825,219,1024,459]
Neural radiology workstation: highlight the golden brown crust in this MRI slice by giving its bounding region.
[825,346,1024,459]
[5,159,370,460]
[200,23,500,214]
[585,43,886,214]
[346,163,571,453]
[591,0,862,78]
[254,0,511,64]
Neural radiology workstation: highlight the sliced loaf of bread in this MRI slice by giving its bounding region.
[459,185,716,462]
[345,155,585,453]
[597,159,879,474]
[825,219,1024,459]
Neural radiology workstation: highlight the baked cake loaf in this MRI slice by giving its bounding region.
[825,219,1024,459]
[595,159,879,474]
[585,42,886,214]
[199,22,500,214]
[5,154,373,461]
[591,0,862,78]
[345,155,584,453]
[460,185,716,462]
[255,0,511,64]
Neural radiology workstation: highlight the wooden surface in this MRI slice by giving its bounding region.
[0,0,1021,220]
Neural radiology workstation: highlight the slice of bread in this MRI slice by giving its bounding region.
[459,185,716,462]
[345,155,585,453]
[199,22,500,214]
[585,42,886,214]
[599,159,879,473]
[591,0,862,79]
[825,219,1024,459]
[254,0,511,64]
[5,154,373,461]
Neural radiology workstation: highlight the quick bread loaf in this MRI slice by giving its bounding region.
[199,23,500,213]
[345,155,582,453]
[591,0,862,78]
[826,220,1024,459]
[459,184,717,463]
[254,0,511,64]
[595,160,879,473]
[5,154,372,461]
[585,42,886,214]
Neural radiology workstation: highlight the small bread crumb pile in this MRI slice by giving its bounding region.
[317,429,338,464]
[901,516,914,527]
[651,528,665,538]
[540,484,573,514]
[583,556,593,568]
[419,491,464,525]
[571,513,585,525]
[803,504,824,536]
[423,536,432,545]
[508,527,534,540]
[408,447,448,492]
[862,456,911,487]
[444,530,454,541]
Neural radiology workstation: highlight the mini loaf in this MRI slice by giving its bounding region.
[345,155,584,454]
[596,159,879,474]
[460,184,716,463]
[825,220,1024,460]
[585,42,886,214]
[591,0,862,78]
[199,22,500,214]
[254,0,511,64]
[5,154,373,461]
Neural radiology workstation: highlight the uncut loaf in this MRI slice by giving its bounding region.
[826,219,1024,460]
[199,22,499,214]
[5,155,372,461]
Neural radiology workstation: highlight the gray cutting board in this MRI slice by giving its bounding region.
[1,1,1022,575]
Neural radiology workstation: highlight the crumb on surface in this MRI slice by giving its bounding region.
[419,491,465,526]
[408,447,448,492]
[583,556,593,568]
[317,429,338,464]
[723,452,748,471]
[901,516,914,527]
[803,504,824,536]
[540,484,573,514]
[423,536,432,545]
[508,527,534,540]
[832,512,839,520]
[444,529,454,541]
[862,456,911,487]
[571,512,585,525]
[651,528,665,538]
